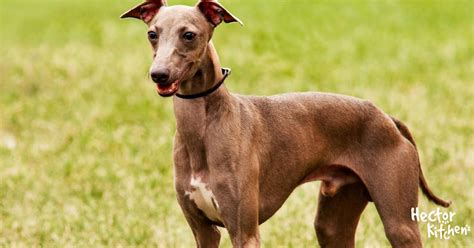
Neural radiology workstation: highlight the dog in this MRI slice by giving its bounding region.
[121,0,451,247]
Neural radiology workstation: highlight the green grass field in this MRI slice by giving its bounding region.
[1,0,473,246]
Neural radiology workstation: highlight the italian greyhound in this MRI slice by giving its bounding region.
[121,1,451,247]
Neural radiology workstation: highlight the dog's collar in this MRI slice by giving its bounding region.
[176,68,230,99]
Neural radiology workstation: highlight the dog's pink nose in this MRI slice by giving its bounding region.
[151,70,170,85]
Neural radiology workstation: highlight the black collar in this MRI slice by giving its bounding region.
[176,68,230,99]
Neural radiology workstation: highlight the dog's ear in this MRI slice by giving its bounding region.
[197,0,243,27]
[120,0,167,24]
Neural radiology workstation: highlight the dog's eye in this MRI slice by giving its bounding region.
[182,32,196,41]
[148,31,158,41]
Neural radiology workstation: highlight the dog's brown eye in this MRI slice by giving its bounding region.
[182,32,196,41]
[148,31,158,41]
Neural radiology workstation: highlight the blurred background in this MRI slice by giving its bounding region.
[0,0,472,246]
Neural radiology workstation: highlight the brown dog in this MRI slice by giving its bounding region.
[121,1,451,247]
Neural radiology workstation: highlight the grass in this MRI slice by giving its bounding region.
[0,0,473,246]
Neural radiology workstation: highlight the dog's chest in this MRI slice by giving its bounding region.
[185,176,222,222]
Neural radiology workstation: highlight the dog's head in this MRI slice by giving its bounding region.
[121,0,242,97]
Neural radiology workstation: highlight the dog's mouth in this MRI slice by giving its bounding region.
[154,65,193,97]
[156,80,180,97]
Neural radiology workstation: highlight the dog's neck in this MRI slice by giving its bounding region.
[172,41,233,142]
[177,41,224,96]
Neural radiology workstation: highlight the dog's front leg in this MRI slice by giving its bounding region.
[174,137,221,248]
[175,188,221,248]
[210,155,261,248]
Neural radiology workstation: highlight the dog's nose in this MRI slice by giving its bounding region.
[151,70,170,84]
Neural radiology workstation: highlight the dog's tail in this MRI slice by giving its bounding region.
[390,116,451,208]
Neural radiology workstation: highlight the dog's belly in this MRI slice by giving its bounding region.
[185,176,223,222]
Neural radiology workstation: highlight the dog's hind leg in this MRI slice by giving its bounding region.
[363,144,422,248]
[314,182,369,248]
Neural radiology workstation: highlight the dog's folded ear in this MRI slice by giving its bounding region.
[197,0,243,27]
[120,0,167,24]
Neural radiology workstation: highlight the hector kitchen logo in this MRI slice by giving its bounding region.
[411,207,471,240]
